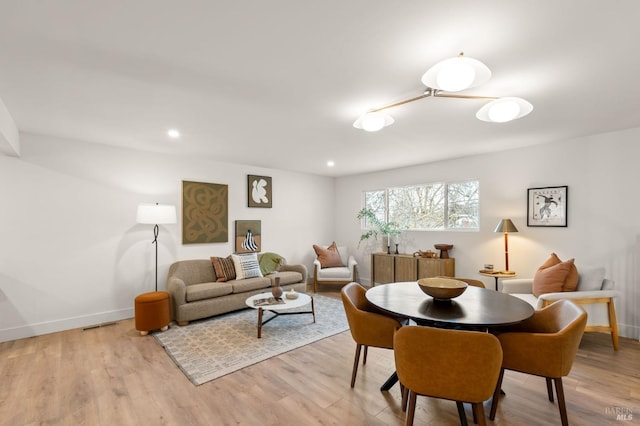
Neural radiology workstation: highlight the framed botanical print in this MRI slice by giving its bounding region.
[527,186,568,227]
[248,175,272,208]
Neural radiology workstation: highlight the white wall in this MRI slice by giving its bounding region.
[335,127,640,339]
[2,128,639,342]
[0,133,335,342]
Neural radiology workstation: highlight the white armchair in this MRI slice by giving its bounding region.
[501,267,619,350]
[313,244,358,292]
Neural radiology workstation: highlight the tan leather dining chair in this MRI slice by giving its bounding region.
[489,299,587,426]
[394,325,503,426]
[340,282,402,387]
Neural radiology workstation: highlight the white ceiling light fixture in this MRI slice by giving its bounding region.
[476,97,533,123]
[353,111,395,132]
[167,129,180,139]
[421,52,491,92]
[353,52,532,131]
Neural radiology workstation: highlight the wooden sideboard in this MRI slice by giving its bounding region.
[371,253,455,285]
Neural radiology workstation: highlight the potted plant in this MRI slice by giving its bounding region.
[357,208,403,252]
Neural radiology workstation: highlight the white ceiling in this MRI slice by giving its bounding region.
[1,1,639,177]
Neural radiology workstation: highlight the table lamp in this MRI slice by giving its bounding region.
[137,203,177,292]
[494,218,518,272]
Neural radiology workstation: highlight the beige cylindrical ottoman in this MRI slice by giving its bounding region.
[134,291,170,336]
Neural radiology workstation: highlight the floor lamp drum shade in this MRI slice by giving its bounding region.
[137,203,177,225]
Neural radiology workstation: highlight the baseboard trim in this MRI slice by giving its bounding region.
[0,308,134,343]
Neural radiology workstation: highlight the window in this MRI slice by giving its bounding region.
[363,180,479,231]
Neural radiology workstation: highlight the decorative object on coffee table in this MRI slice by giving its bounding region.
[271,276,283,298]
[434,244,453,259]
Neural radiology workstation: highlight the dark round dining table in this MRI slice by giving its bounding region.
[365,281,535,391]
[366,281,534,328]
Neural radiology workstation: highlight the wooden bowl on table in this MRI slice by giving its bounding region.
[418,277,468,301]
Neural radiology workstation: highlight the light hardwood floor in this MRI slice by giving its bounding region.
[1,290,638,426]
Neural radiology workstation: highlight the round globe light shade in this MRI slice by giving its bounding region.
[476,97,533,123]
[422,56,491,92]
[353,112,395,132]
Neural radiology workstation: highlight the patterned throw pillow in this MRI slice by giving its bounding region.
[231,253,264,280]
[313,242,344,268]
[211,256,236,282]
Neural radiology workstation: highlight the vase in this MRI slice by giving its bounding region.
[382,235,389,253]
[272,276,283,298]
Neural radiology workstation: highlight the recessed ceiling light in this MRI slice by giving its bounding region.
[327,161,335,167]
[167,129,180,139]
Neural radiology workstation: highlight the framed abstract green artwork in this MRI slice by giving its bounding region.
[182,180,228,244]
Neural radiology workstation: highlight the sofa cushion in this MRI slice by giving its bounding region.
[313,242,344,268]
[259,252,282,275]
[186,282,233,302]
[231,277,271,293]
[232,253,263,280]
[532,258,575,297]
[211,256,236,282]
[577,267,606,291]
[274,270,304,285]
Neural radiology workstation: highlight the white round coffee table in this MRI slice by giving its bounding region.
[245,292,315,338]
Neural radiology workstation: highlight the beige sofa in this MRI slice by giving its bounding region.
[167,258,307,325]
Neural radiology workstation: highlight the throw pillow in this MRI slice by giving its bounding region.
[211,256,236,282]
[532,258,575,297]
[259,252,283,275]
[313,242,344,268]
[576,267,606,291]
[232,253,264,280]
[536,253,579,292]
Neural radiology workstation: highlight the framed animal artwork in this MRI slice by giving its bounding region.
[248,175,272,208]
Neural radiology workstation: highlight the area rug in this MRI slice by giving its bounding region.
[153,293,349,386]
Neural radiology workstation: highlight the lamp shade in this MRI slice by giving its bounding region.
[494,218,518,233]
[137,203,177,225]
[476,97,533,123]
[421,54,491,92]
[353,111,395,132]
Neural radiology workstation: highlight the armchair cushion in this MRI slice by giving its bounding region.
[576,267,606,291]
[313,242,344,268]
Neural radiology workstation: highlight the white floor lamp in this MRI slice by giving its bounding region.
[137,203,177,292]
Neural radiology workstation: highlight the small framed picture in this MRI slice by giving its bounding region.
[248,175,272,208]
[527,186,568,227]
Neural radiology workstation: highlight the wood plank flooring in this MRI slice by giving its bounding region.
[1,290,638,425]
